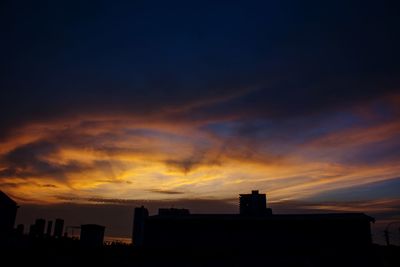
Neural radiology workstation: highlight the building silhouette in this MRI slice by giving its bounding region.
[16,224,24,235]
[133,190,374,250]
[53,218,64,238]
[31,218,46,238]
[132,206,148,246]
[46,220,53,236]
[158,208,190,216]
[239,190,272,215]
[0,191,18,237]
[36,219,46,237]
[80,224,105,247]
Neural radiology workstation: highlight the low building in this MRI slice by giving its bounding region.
[35,219,46,237]
[46,220,53,236]
[133,190,374,251]
[80,224,105,247]
[53,218,64,238]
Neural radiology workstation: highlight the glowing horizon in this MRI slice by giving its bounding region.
[1,93,399,209]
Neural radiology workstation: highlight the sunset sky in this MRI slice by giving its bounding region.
[1,0,400,242]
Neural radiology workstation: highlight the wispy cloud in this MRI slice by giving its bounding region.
[0,93,399,205]
[147,189,185,195]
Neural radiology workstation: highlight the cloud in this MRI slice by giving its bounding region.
[147,189,185,195]
[1,1,400,138]
[2,141,58,168]
[0,140,90,181]
[165,156,222,174]
[0,93,399,205]
[40,184,58,188]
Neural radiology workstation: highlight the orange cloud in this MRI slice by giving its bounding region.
[1,95,399,208]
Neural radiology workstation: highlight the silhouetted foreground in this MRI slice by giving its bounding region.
[0,236,399,267]
[134,191,373,250]
[1,190,400,266]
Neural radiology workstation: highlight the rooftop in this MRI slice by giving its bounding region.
[150,212,374,222]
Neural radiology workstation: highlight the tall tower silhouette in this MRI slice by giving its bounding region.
[54,218,64,238]
[132,206,149,246]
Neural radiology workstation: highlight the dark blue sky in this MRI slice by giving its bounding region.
[1,0,399,131]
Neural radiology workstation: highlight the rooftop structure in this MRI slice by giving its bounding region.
[133,190,374,250]
[80,224,105,247]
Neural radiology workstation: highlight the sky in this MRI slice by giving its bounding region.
[1,0,400,243]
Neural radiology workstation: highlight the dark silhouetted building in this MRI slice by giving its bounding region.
[34,219,46,237]
[28,224,36,237]
[54,218,64,238]
[239,190,272,215]
[16,224,24,235]
[0,191,18,237]
[133,190,374,251]
[46,220,53,236]
[142,212,374,250]
[80,224,105,247]
[158,208,190,216]
[132,206,148,246]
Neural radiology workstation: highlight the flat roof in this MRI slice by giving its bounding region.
[149,213,374,222]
